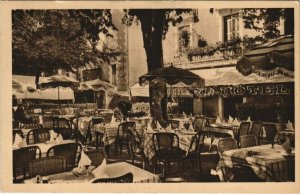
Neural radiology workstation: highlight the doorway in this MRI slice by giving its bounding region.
[223,96,243,119]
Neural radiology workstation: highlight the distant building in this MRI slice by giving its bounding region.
[71,10,148,109]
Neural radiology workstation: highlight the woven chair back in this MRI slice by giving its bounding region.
[250,121,262,142]
[193,116,207,132]
[29,156,66,178]
[218,137,237,156]
[84,150,106,167]
[240,135,258,148]
[47,143,82,170]
[27,128,50,145]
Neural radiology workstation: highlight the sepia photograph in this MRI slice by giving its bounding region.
[0,0,299,193]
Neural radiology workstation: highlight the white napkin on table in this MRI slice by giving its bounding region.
[38,115,43,125]
[287,120,294,131]
[111,114,116,123]
[13,133,23,148]
[228,115,233,124]
[281,138,291,154]
[92,158,109,178]
[247,116,251,122]
[179,121,185,130]
[146,121,153,132]
[156,121,162,130]
[55,134,64,143]
[188,121,194,131]
[182,112,187,118]
[78,150,92,172]
[216,116,221,124]
[233,118,239,125]
[166,124,172,131]
[50,130,58,142]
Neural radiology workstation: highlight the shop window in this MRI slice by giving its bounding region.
[223,13,240,42]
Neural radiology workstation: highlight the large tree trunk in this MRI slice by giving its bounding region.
[35,67,41,89]
[139,10,168,127]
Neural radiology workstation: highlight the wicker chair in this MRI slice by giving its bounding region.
[84,149,106,167]
[29,156,66,178]
[26,128,50,145]
[237,122,251,147]
[152,132,185,181]
[168,120,180,130]
[13,146,41,181]
[250,121,262,144]
[183,131,207,176]
[46,142,82,170]
[128,130,147,169]
[217,137,237,157]
[91,172,134,183]
[53,117,73,129]
[261,123,278,146]
[53,118,76,140]
[85,117,105,149]
[193,116,208,132]
[115,122,136,157]
[240,135,258,148]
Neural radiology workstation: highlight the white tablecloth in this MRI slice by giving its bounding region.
[218,144,295,181]
[24,162,160,183]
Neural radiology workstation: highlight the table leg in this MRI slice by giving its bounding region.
[105,145,110,156]
[95,132,99,149]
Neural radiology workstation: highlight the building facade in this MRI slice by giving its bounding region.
[162,8,293,122]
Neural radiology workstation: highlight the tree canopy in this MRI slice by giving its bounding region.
[12,10,119,79]
[243,8,294,39]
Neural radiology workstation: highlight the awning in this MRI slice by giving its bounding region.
[236,35,294,77]
[14,87,75,100]
[191,67,294,86]
[78,79,116,92]
[191,67,294,98]
[12,75,75,100]
[130,82,193,98]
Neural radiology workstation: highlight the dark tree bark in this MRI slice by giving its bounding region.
[138,10,168,126]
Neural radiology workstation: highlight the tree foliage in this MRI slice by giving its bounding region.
[12,10,119,80]
[243,8,294,39]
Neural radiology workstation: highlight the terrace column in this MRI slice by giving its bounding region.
[218,96,224,119]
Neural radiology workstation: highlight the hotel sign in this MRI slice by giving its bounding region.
[194,83,293,98]
[167,87,193,97]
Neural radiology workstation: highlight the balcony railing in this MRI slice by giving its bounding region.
[165,43,243,66]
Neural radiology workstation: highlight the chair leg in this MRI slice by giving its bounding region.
[120,144,122,154]
[154,160,157,174]
[105,145,110,156]
[95,133,99,149]
[126,143,131,157]
[115,143,118,157]
[198,158,203,177]
[162,163,166,182]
